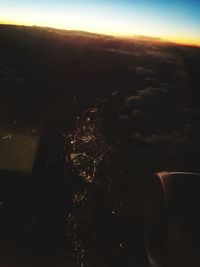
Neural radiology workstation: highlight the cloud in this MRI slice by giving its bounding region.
[131,131,187,146]
[122,86,175,114]
[135,66,154,76]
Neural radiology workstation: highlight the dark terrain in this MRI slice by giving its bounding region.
[0,24,200,267]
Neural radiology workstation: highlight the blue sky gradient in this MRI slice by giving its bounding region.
[0,0,200,45]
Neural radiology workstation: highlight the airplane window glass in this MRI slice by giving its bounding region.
[0,1,200,266]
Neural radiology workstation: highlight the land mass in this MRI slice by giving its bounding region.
[0,24,200,267]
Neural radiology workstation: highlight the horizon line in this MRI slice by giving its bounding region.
[1,22,200,48]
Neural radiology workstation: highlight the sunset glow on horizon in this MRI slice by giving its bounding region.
[0,0,200,46]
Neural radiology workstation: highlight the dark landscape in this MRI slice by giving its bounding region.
[0,24,200,267]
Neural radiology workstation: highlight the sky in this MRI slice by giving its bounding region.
[0,0,200,46]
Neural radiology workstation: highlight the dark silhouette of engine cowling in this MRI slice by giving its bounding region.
[145,171,200,267]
